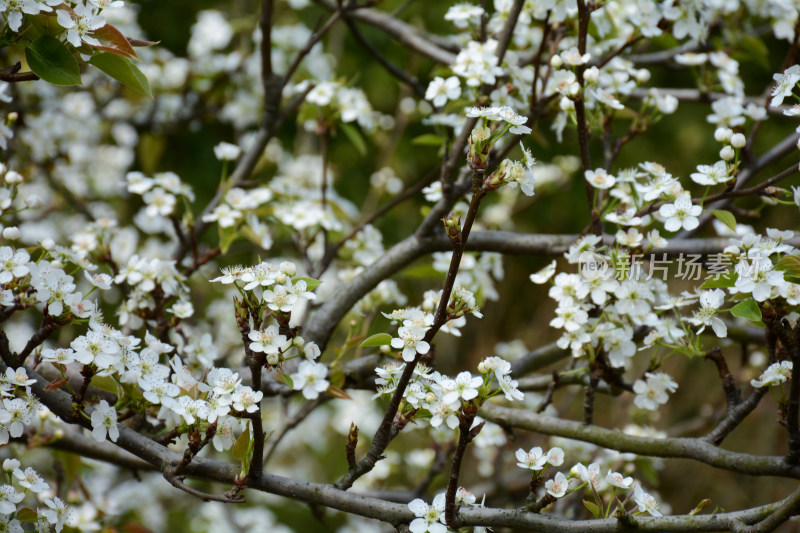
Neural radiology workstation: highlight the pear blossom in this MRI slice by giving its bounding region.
[633,485,662,516]
[291,360,329,400]
[659,193,702,232]
[90,400,119,442]
[606,470,633,489]
[391,326,430,362]
[751,361,793,388]
[425,76,461,107]
[530,260,556,284]
[633,372,678,411]
[441,371,482,404]
[0,484,24,514]
[56,4,106,48]
[690,161,730,186]
[408,493,446,533]
[545,472,569,498]
[584,168,616,189]
[770,65,800,107]
[516,446,547,470]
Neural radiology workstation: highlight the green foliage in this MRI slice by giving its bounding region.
[90,53,153,97]
[25,35,81,85]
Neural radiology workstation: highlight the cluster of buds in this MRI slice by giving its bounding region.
[483,158,525,192]
[442,212,462,245]
[467,126,492,172]
[447,286,483,320]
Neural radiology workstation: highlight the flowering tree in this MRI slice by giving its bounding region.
[1,0,800,531]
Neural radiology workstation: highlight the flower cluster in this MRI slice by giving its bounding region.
[374,355,523,433]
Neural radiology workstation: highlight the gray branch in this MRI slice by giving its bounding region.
[481,404,800,479]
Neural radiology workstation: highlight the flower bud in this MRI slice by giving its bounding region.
[280,261,297,276]
[2,227,20,240]
[635,69,651,83]
[467,126,492,172]
[478,361,488,374]
[425,392,437,404]
[4,170,22,184]
[550,54,563,68]
[442,212,462,245]
[714,127,732,142]
[730,133,746,148]
[719,145,735,161]
[583,66,599,83]
[41,238,55,250]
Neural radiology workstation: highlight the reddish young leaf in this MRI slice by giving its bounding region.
[127,38,160,47]
[44,377,69,391]
[326,385,352,400]
[92,24,138,59]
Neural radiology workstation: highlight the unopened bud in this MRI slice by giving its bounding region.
[41,238,55,250]
[442,213,462,245]
[4,170,22,184]
[550,54,563,68]
[714,127,732,142]
[730,133,746,148]
[583,66,599,83]
[280,261,296,276]
[467,126,492,172]
[719,145,735,161]
[2,227,20,240]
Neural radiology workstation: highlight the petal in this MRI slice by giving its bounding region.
[408,499,428,516]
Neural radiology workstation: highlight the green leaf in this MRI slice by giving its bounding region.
[360,333,393,347]
[711,210,737,232]
[411,133,444,146]
[775,255,800,276]
[89,52,152,97]
[329,361,345,388]
[279,372,294,389]
[15,507,37,522]
[25,36,81,86]
[340,122,367,156]
[218,225,237,254]
[231,421,252,462]
[91,375,119,395]
[730,298,762,324]
[700,270,737,289]
[583,500,601,518]
[292,276,323,290]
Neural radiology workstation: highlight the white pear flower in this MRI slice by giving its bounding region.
[425,76,461,107]
[391,326,430,362]
[633,485,662,516]
[56,4,106,48]
[751,361,792,388]
[90,400,119,442]
[408,493,446,533]
[545,471,569,498]
[291,360,329,400]
[659,193,702,232]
